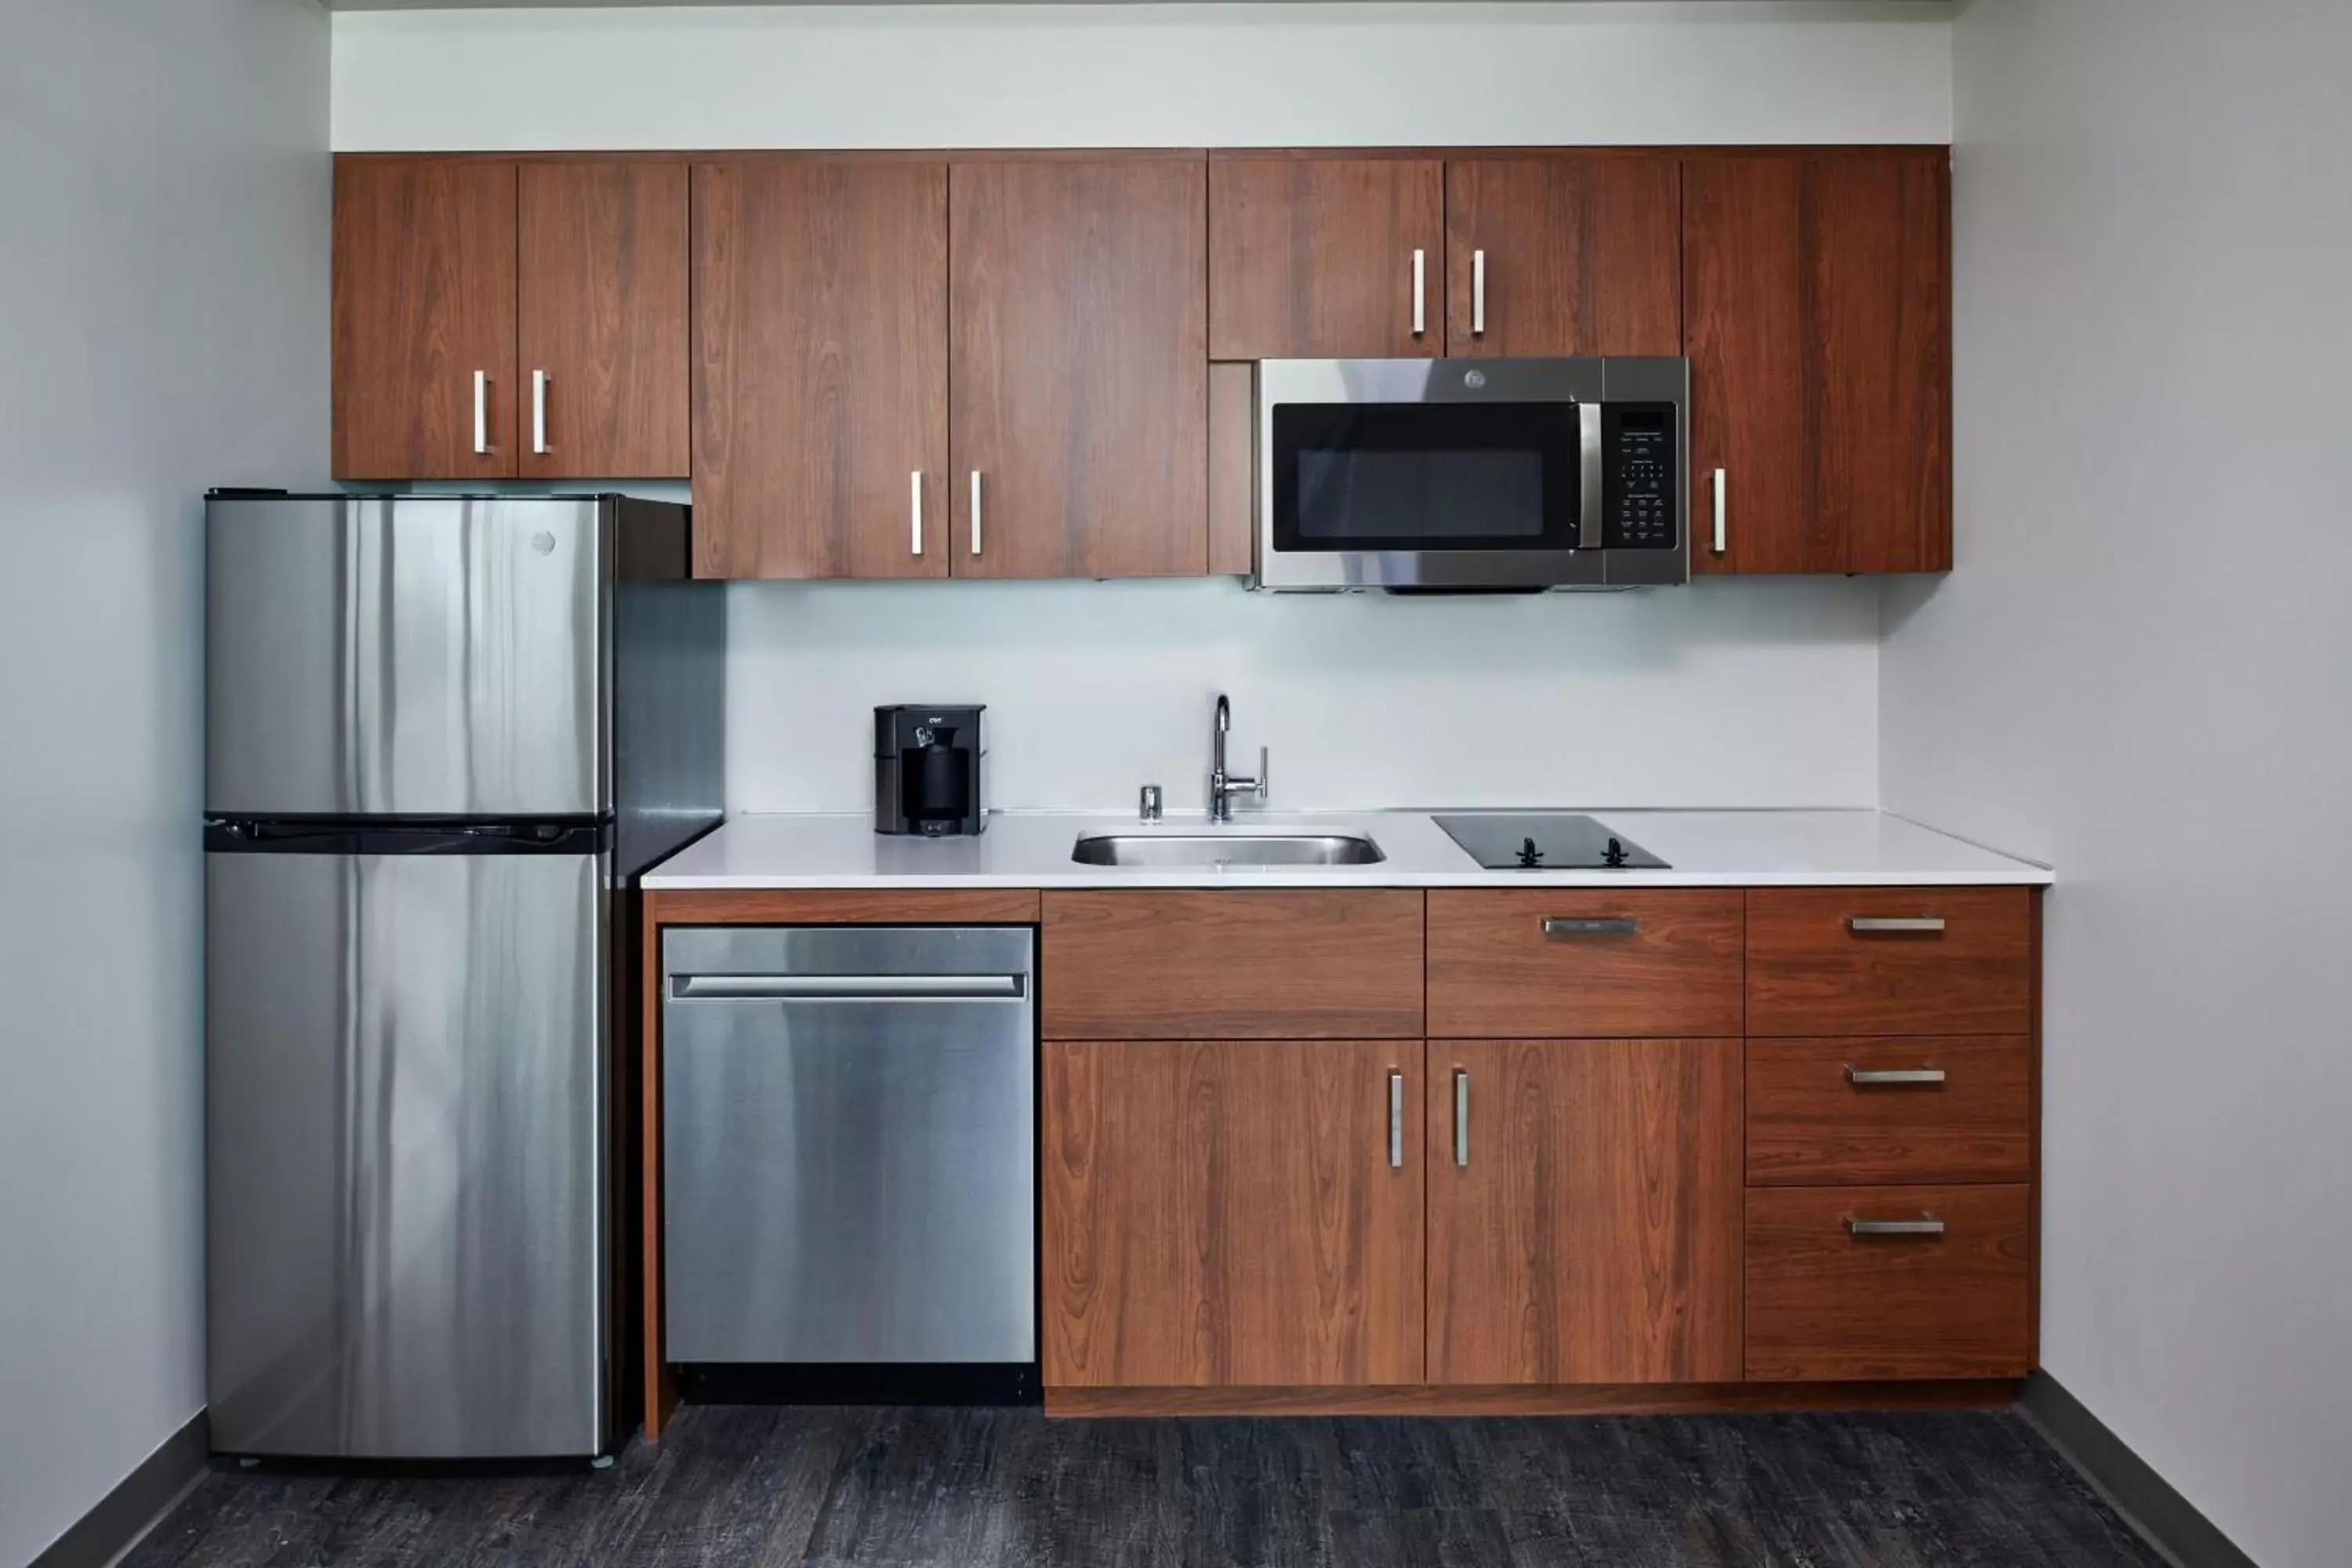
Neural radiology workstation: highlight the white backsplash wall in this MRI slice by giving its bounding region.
[728,578,1880,813]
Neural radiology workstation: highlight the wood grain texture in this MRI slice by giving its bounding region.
[1044,1379,2020,1418]
[1747,1036,2032,1185]
[1425,1039,1742,1385]
[951,156,1207,578]
[1207,361,1256,576]
[332,157,517,479]
[693,158,949,579]
[517,161,689,480]
[644,887,1040,925]
[1425,890,1743,1038]
[1041,1040,1424,1387]
[1040,891,1424,1040]
[1747,887,2034,1037]
[1446,155,1681,357]
[1208,156,1443,358]
[1746,1183,2033,1382]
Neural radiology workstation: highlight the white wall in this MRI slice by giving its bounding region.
[1882,2,2352,1563]
[0,1,328,1561]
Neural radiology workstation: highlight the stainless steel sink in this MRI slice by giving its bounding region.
[1072,832,1386,868]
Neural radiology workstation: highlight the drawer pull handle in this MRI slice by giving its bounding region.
[1543,917,1640,938]
[1453,1069,1470,1167]
[1846,1215,1946,1237]
[1388,1070,1405,1170]
[1848,916,1947,934]
[1845,1066,1947,1087]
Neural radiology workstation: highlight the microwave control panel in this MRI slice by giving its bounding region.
[1601,404,1680,550]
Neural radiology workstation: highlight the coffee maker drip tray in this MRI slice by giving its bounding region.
[1431,813,1669,870]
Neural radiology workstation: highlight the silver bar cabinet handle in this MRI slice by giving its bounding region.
[1711,466,1727,554]
[1472,248,1486,336]
[473,369,489,456]
[1411,249,1426,337]
[1544,917,1640,938]
[673,973,1024,1001]
[1846,1216,1947,1237]
[531,368,549,456]
[910,470,924,557]
[1388,1071,1404,1170]
[969,470,982,557]
[1846,1066,1947,1087]
[1453,1069,1470,1167]
[1849,916,1947,934]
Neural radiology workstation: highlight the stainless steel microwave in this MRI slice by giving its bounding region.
[1254,356,1689,591]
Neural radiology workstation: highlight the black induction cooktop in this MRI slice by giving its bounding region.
[1432,813,1669,870]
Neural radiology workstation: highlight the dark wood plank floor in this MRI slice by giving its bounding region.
[125,1404,2165,1567]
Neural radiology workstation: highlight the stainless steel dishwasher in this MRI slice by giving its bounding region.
[662,926,1035,1373]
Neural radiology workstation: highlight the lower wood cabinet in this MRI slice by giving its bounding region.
[1425,1039,1743,1385]
[1041,1040,1425,1388]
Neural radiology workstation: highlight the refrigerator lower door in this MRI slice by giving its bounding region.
[205,846,608,1458]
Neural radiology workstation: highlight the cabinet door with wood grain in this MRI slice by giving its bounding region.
[1042,1040,1425,1388]
[1446,155,1680,358]
[1684,151,1951,574]
[333,158,517,480]
[694,158,949,579]
[950,156,1207,579]
[1210,155,1443,359]
[517,162,690,481]
[1426,1039,1742,1385]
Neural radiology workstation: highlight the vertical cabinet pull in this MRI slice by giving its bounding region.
[969,470,982,557]
[1411,249,1426,337]
[910,470,924,557]
[1472,249,1486,336]
[531,369,550,456]
[1711,467,1727,554]
[472,369,489,456]
[1452,1069,1470,1167]
[1388,1071,1404,1169]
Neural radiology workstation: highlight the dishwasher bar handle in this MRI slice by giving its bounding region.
[671,973,1026,1000]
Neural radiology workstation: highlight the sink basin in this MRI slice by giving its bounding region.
[1072,832,1386,868]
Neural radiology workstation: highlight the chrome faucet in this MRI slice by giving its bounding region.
[1208,693,1267,822]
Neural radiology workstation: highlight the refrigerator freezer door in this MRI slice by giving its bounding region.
[205,495,606,817]
[205,846,608,1457]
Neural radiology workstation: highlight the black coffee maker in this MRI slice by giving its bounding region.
[874,706,987,837]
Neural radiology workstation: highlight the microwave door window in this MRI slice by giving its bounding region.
[1274,402,1583,552]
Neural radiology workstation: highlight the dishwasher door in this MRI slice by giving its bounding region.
[662,926,1035,1365]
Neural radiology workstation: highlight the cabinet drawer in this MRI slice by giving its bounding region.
[1427,891,1743,1037]
[1747,1036,2031,1185]
[1041,891,1424,1040]
[1745,1184,2032,1381]
[1747,887,2033,1036]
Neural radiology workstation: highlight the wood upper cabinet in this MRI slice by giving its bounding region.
[1426,1039,1742,1385]
[333,159,517,479]
[1445,155,1681,357]
[1209,155,1443,359]
[1685,151,1952,574]
[693,158,949,579]
[1042,1039,1424,1388]
[517,162,689,481]
[950,156,1208,578]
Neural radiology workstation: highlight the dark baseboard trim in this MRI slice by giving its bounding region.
[2019,1371,2259,1568]
[29,1410,209,1568]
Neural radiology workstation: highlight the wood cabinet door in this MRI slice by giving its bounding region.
[693,158,949,579]
[1426,1039,1742,1385]
[1042,1040,1425,1388]
[332,158,517,480]
[1684,152,1951,574]
[517,162,689,481]
[1209,156,1443,359]
[950,156,1207,579]
[1446,156,1680,358]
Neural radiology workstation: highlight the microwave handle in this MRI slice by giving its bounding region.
[1577,402,1603,550]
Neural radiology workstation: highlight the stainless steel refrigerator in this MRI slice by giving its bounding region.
[202,493,722,1460]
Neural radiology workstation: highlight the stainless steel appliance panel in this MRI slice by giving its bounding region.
[205,848,607,1457]
[663,926,1036,1365]
[205,495,606,817]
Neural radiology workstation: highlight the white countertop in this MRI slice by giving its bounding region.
[642,809,2053,890]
